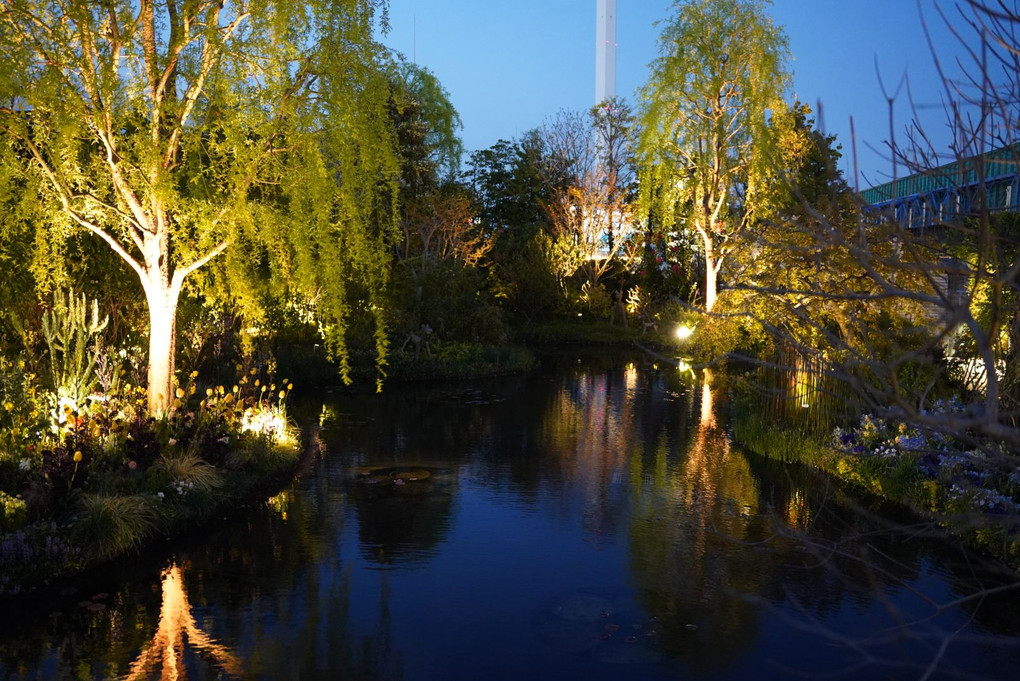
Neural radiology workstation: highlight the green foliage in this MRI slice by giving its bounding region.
[392,260,508,346]
[388,342,535,381]
[520,320,642,347]
[391,59,464,185]
[683,293,767,364]
[638,0,791,310]
[488,227,564,323]
[0,355,48,469]
[468,132,569,233]
[40,288,111,407]
[0,491,27,532]
[0,139,41,344]
[73,493,158,561]
[734,399,1020,568]
[0,356,302,593]
[577,280,611,317]
[0,0,401,411]
[729,412,828,464]
[151,451,224,501]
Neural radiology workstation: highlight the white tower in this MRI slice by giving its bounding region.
[596,0,617,105]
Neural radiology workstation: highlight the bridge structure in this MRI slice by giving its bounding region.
[861,144,1020,229]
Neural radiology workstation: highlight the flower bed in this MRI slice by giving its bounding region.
[0,359,301,597]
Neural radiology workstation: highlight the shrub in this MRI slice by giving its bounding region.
[0,491,27,532]
[0,356,48,474]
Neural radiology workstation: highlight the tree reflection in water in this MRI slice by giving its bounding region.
[126,564,241,680]
[3,355,1020,680]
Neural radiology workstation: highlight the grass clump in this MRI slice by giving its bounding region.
[73,493,158,561]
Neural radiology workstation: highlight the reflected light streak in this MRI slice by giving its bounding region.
[624,363,638,391]
[126,565,242,680]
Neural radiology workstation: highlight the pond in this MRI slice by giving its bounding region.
[2,352,1020,680]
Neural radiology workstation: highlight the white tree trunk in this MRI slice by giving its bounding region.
[142,275,181,416]
[701,230,718,312]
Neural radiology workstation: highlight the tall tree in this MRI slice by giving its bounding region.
[388,60,481,267]
[637,0,791,311]
[467,131,569,234]
[0,0,399,414]
[591,97,635,252]
[542,102,637,294]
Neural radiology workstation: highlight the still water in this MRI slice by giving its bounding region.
[2,352,1020,680]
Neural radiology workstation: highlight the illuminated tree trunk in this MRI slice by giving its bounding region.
[703,233,718,313]
[697,219,722,313]
[1,0,396,418]
[142,274,182,417]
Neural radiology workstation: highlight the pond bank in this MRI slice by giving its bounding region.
[730,409,1020,570]
[0,428,309,599]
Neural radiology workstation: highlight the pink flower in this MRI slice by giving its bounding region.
[128,460,137,470]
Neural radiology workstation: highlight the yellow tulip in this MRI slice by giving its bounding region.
[73,451,83,463]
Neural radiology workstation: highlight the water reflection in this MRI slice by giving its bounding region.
[126,565,241,680]
[1,354,1019,680]
[349,466,457,565]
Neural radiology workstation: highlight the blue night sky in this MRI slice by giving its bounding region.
[379,0,971,190]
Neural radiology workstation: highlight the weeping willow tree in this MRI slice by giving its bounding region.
[0,0,400,415]
[637,0,790,312]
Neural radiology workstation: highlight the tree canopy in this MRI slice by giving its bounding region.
[637,0,791,311]
[0,0,401,413]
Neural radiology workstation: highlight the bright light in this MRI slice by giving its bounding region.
[674,324,694,341]
[241,406,296,446]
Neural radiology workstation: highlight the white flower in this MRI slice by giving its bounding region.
[18,459,30,471]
